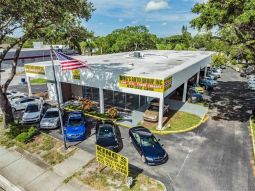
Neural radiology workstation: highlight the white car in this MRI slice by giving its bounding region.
[247,75,255,80]
[11,97,42,111]
[9,95,26,103]
[248,79,255,85]
[40,108,60,129]
[22,103,43,124]
[248,83,255,90]
[6,91,24,99]
[211,70,221,78]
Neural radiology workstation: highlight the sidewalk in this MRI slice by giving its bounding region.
[0,146,94,191]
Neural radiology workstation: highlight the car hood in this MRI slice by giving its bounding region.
[40,117,59,124]
[144,110,158,118]
[142,144,166,158]
[96,137,118,147]
[23,112,40,119]
[65,126,85,134]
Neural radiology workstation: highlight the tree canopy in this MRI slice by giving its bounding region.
[0,0,94,126]
[191,0,255,62]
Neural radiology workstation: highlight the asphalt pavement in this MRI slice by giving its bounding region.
[12,67,255,191]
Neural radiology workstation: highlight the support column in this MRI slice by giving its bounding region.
[196,72,200,84]
[182,82,188,102]
[57,81,63,103]
[157,96,164,130]
[204,66,208,78]
[99,88,104,114]
[26,76,32,96]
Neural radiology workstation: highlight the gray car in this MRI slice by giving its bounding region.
[40,108,60,129]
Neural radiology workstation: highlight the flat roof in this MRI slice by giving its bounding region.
[25,50,214,79]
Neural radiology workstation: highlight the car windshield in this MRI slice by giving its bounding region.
[25,105,39,113]
[44,111,59,118]
[141,135,158,147]
[148,105,159,111]
[69,118,83,127]
[98,124,114,138]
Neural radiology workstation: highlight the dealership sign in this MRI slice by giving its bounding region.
[72,69,81,80]
[96,145,129,176]
[119,75,172,92]
[25,65,45,75]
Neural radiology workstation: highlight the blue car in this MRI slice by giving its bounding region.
[65,111,86,142]
[129,126,168,165]
[187,88,203,102]
[200,77,217,90]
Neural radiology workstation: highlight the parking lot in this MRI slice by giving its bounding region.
[11,67,255,191]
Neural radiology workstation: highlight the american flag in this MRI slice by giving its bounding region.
[53,50,88,70]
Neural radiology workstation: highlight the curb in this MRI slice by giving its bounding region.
[249,116,255,160]
[150,113,209,135]
[0,175,23,191]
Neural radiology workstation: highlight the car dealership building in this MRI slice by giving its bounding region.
[24,50,213,129]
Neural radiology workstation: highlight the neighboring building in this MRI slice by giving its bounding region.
[24,50,213,129]
[1,47,75,69]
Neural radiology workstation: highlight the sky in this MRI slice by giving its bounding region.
[84,0,205,37]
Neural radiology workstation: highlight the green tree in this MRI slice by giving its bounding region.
[101,25,157,53]
[0,0,94,126]
[191,0,255,63]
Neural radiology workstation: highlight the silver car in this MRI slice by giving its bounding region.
[40,108,60,129]
[22,103,43,124]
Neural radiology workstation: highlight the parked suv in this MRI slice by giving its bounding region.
[143,101,169,122]
[200,77,217,90]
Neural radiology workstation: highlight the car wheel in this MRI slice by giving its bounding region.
[141,155,146,163]
[129,136,132,143]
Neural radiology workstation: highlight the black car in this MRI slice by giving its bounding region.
[129,126,168,165]
[96,120,119,151]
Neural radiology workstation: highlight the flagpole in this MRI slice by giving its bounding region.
[50,45,67,150]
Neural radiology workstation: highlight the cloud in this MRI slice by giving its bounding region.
[161,22,167,26]
[145,0,169,12]
[118,18,124,22]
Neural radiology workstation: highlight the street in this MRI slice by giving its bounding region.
[11,67,255,191]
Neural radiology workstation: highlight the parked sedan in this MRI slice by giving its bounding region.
[143,102,169,122]
[22,103,43,124]
[129,126,168,165]
[96,120,119,151]
[65,111,86,142]
[40,108,60,129]
[11,97,42,111]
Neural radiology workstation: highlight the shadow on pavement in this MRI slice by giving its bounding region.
[208,80,255,122]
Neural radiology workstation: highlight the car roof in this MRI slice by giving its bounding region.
[68,111,84,118]
[130,126,152,136]
[46,108,58,112]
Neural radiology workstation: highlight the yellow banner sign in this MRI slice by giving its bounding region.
[25,65,45,75]
[119,75,172,92]
[96,145,128,176]
[72,69,80,80]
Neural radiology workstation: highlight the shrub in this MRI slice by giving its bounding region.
[107,107,118,119]
[16,127,37,143]
[6,123,26,139]
[81,98,94,111]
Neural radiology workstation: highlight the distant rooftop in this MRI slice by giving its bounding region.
[26,50,214,79]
